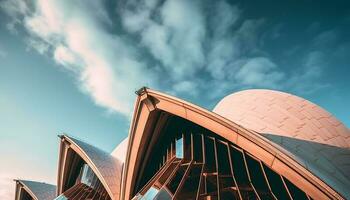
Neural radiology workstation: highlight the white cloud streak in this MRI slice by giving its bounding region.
[2,0,157,115]
[1,0,328,114]
[236,57,284,88]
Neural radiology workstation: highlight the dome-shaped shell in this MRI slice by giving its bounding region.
[213,89,350,148]
[111,137,128,163]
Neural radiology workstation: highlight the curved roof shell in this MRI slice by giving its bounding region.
[213,89,350,148]
[121,88,343,200]
[213,89,350,199]
[57,135,123,200]
[111,137,128,163]
[15,180,56,200]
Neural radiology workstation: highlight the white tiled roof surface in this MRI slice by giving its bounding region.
[68,136,123,200]
[214,89,350,148]
[213,89,350,199]
[20,180,56,200]
[111,137,128,163]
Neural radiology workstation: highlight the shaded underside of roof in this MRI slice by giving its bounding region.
[18,180,56,200]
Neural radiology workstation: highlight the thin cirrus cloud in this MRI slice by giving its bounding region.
[1,0,328,116]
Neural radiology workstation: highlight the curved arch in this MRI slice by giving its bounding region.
[122,88,343,200]
[15,180,56,200]
[57,135,123,200]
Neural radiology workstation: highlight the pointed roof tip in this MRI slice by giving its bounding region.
[135,86,149,96]
[58,133,71,139]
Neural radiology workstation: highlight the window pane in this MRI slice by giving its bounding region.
[216,141,232,175]
[142,187,159,200]
[284,178,309,200]
[54,194,68,200]
[154,188,172,200]
[204,137,216,173]
[245,155,274,200]
[167,165,188,194]
[176,137,184,158]
[206,175,218,194]
[158,162,179,185]
[263,164,291,200]
[229,147,258,199]
[184,133,192,160]
[193,133,203,162]
[176,164,202,199]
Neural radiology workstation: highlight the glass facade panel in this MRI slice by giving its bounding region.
[141,187,159,200]
[204,137,216,173]
[263,164,291,200]
[176,165,202,199]
[154,188,172,200]
[54,195,68,200]
[158,162,178,185]
[284,178,309,200]
[167,164,189,194]
[229,146,258,199]
[193,133,203,162]
[176,137,184,158]
[245,154,274,199]
[183,133,192,160]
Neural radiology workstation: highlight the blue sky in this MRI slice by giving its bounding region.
[0,0,349,198]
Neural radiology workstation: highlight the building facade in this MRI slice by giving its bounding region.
[15,88,350,200]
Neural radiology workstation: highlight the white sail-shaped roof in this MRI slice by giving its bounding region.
[15,180,56,200]
[59,135,123,200]
[214,89,350,199]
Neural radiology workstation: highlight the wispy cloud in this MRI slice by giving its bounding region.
[121,0,206,79]
[2,0,156,115]
[235,57,285,88]
[1,0,332,115]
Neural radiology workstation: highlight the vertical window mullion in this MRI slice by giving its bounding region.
[213,138,221,200]
[201,134,205,164]
[202,134,207,195]
[191,133,194,161]
[195,164,205,200]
